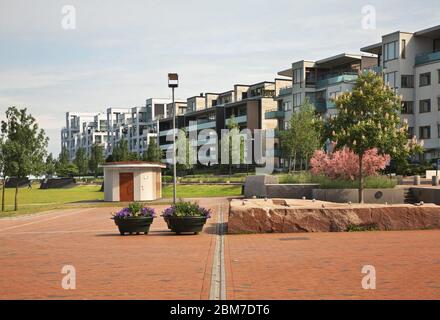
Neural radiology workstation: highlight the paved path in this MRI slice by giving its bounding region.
[0,198,439,300]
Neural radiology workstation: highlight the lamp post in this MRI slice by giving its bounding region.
[168,73,178,204]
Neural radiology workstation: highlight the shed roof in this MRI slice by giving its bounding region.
[100,161,166,169]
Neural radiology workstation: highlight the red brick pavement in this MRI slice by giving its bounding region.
[1,198,440,300]
[225,230,440,299]
[0,202,223,300]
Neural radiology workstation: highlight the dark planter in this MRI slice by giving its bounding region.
[163,216,171,229]
[114,216,154,235]
[167,216,207,235]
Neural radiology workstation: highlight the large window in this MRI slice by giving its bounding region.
[419,126,431,139]
[402,101,414,114]
[293,93,302,107]
[401,75,414,88]
[293,68,302,85]
[384,41,398,61]
[419,72,431,87]
[384,72,397,88]
[401,39,406,59]
[283,101,292,111]
[408,127,414,138]
[419,99,431,113]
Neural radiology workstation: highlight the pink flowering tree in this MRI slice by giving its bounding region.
[310,148,390,180]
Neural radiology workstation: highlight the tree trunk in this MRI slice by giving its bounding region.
[293,155,296,172]
[288,157,292,173]
[14,181,19,211]
[1,178,5,212]
[358,153,364,204]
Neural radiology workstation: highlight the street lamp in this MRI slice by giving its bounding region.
[168,73,178,204]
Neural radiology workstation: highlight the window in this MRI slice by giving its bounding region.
[420,72,431,87]
[438,96,440,111]
[293,93,302,107]
[408,127,414,138]
[434,39,440,52]
[384,72,397,88]
[402,101,414,114]
[293,68,302,85]
[401,75,414,88]
[419,126,431,139]
[283,101,292,111]
[438,70,440,84]
[329,91,342,101]
[438,124,440,138]
[384,41,398,61]
[419,99,431,113]
[401,39,406,59]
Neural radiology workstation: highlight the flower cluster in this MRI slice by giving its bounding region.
[112,202,156,219]
[310,147,390,180]
[161,201,211,218]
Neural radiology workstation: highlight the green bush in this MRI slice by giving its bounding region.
[278,172,313,184]
[311,175,397,189]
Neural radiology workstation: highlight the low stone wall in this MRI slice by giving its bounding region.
[228,199,440,234]
[266,184,319,199]
[312,188,404,204]
[411,187,440,205]
[243,175,278,198]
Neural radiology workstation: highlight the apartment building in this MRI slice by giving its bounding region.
[61,112,107,161]
[361,25,440,160]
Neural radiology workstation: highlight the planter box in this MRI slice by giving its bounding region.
[312,188,404,204]
[266,184,319,199]
[167,216,207,234]
[114,216,154,235]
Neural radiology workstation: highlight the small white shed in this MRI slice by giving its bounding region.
[101,161,166,202]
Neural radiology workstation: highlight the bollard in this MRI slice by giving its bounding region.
[432,176,440,186]
[414,175,421,186]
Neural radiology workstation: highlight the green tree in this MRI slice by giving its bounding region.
[55,147,78,177]
[0,137,5,212]
[143,137,163,162]
[110,139,130,162]
[89,143,105,177]
[280,99,322,171]
[74,147,89,178]
[1,107,48,211]
[176,128,195,175]
[45,153,56,177]
[325,72,422,203]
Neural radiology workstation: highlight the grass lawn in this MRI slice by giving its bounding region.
[163,184,242,198]
[0,184,242,218]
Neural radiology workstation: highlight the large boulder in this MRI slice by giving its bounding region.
[228,199,440,234]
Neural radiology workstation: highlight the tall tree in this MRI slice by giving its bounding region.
[143,137,163,162]
[326,72,422,203]
[74,147,88,178]
[110,139,130,162]
[0,137,5,212]
[280,99,322,171]
[56,147,78,177]
[1,107,48,211]
[89,143,104,177]
[45,153,56,178]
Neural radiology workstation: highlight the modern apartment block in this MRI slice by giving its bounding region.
[361,25,440,160]
[62,24,440,164]
[61,112,108,161]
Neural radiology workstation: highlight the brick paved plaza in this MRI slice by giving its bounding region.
[0,198,439,300]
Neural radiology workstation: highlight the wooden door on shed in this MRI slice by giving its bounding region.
[119,172,134,202]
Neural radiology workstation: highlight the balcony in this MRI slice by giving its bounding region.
[278,86,293,96]
[316,74,358,88]
[265,109,285,119]
[415,51,440,66]
[226,115,247,126]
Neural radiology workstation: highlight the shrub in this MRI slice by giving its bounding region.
[311,175,397,189]
[310,148,390,180]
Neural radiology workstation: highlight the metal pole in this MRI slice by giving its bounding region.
[172,87,177,204]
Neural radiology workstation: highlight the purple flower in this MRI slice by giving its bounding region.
[113,207,131,219]
[198,206,212,218]
[162,206,176,217]
[140,207,156,218]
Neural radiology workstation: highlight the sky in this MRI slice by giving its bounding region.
[1,0,440,156]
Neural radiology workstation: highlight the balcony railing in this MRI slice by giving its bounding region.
[265,109,285,119]
[415,51,440,66]
[226,115,247,126]
[316,74,358,88]
[278,86,293,96]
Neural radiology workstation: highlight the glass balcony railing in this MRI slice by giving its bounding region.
[316,74,358,88]
[415,51,440,66]
[278,86,293,96]
[265,110,285,119]
[226,115,247,126]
